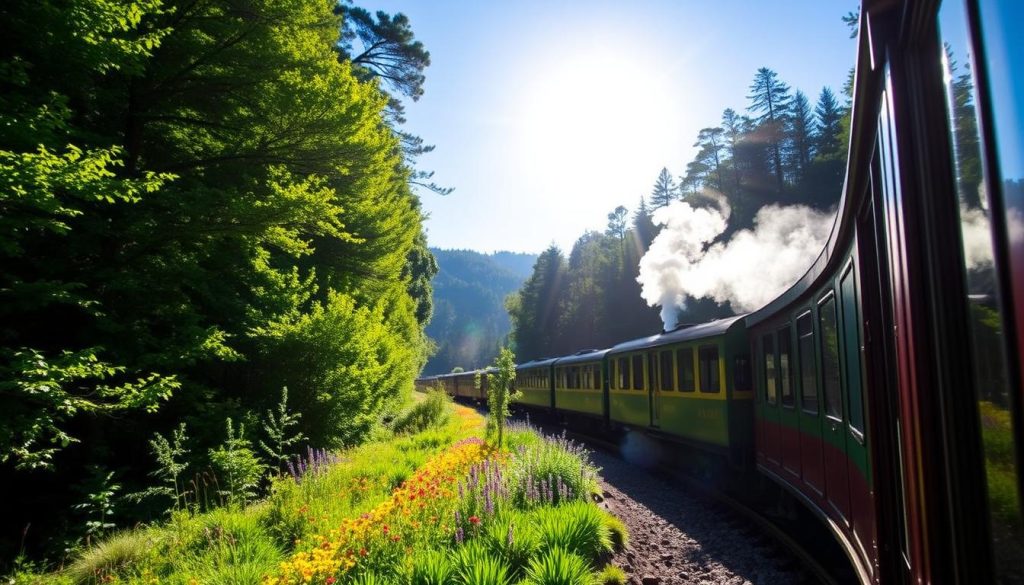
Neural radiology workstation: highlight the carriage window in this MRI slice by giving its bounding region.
[618,357,629,390]
[677,347,695,392]
[699,346,720,393]
[734,356,752,393]
[819,295,843,420]
[763,335,778,405]
[659,350,674,391]
[632,355,644,390]
[778,327,794,407]
[594,365,602,389]
[940,0,1024,575]
[840,266,865,433]
[797,312,818,413]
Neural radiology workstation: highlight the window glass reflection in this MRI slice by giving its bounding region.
[939,1,1023,581]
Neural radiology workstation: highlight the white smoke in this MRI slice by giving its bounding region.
[638,200,836,329]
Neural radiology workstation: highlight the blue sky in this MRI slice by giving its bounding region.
[362,0,858,253]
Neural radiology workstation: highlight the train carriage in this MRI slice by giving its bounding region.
[605,316,754,463]
[552,350,609,420]
[748,1,1024,582]
[513,358,558,409]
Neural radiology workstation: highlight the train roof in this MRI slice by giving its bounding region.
[606,314,747,355]
[552,348,611,366]
[516,357,560,370]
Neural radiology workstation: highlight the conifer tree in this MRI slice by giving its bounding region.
[747,67,792,193]
[650,167,677,208]
[814,87,844,158]
[695,127,726,191]
[606,206,628,240]
[787,90,815,183]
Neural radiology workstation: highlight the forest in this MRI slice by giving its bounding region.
[0,0,438,566]
[424,249,536,375]
[508,60,855,361]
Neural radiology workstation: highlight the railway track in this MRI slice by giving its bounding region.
[505,408,855,585]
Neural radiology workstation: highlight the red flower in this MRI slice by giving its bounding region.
[469,516,480,525]
[382,525,389,533]
[326,578,336,585]
[360,548,368,557]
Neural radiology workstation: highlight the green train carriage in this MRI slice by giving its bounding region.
[552,349,610,422]
[604,315,754,464]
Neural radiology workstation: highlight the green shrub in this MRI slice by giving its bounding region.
[507,434,600,508]
[480,511,540,580]
[533,502,612,560]
[456,554,512,585]
[409,549,457,585]
[353,572,396,585]
[66,529,159,584]
[209,418,266,507]
[600,511,629,552]
[452,540,492,578]
[181,508,283,585]
[394,390,453,434]
[524,547,593,585]
[596,564,626,585]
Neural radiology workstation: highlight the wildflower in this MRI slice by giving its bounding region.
[326,578,337,585]
[469,516,480,525]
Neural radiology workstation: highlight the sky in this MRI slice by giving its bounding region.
[361,0,858,254]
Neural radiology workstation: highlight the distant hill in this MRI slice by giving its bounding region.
[424,249,537,375]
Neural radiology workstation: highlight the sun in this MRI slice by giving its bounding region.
[507,44,683,226]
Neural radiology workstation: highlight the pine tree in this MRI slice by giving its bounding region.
[633,197,657,248]
[606,206,628,240]
[747,67,792,193]
[695,127,726,191]
[721,108,745,191]
[787,90,814,183]
[814,87,844,158]
[650,167,677,208]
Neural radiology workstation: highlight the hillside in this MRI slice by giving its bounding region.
[425,249,537,374]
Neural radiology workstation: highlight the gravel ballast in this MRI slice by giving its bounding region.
[590,447,810,585]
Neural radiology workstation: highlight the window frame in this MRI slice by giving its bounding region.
[797,310,819,415]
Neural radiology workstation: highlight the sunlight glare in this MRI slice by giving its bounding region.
[510,45,683,232]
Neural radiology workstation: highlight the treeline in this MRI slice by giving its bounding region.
[0,0,436,562]
[424,249,536,375]
[510,63,853,361]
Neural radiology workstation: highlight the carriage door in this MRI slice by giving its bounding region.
[819,290,852,526]
[648,352,660,427]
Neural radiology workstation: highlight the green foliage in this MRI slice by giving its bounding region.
[596,564,627,585]
[259,387,306,474]
[480,512,540,581]
[72,466,122,544]
[255,292,420,449]
[409,549,457,585]
[532,503,612,560]
[66,529,158,585]
[600,510,630,552]
[453,543,512,585]
[506,433,601,508]
[979,401,1022,528]
[393,389,452,434]
[0,348,177,470]
[486,348,518,448]
[523,547,594,585]
[209,419,265,508]
[125,423,191,514]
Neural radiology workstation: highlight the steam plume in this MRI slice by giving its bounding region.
[638,200,836,329]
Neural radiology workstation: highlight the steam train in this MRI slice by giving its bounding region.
[419,1,1023,583]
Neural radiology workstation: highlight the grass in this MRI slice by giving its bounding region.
[11,398,631,585]
[978,401,1022,530]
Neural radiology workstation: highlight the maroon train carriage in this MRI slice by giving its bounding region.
[749,0,1024,583]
